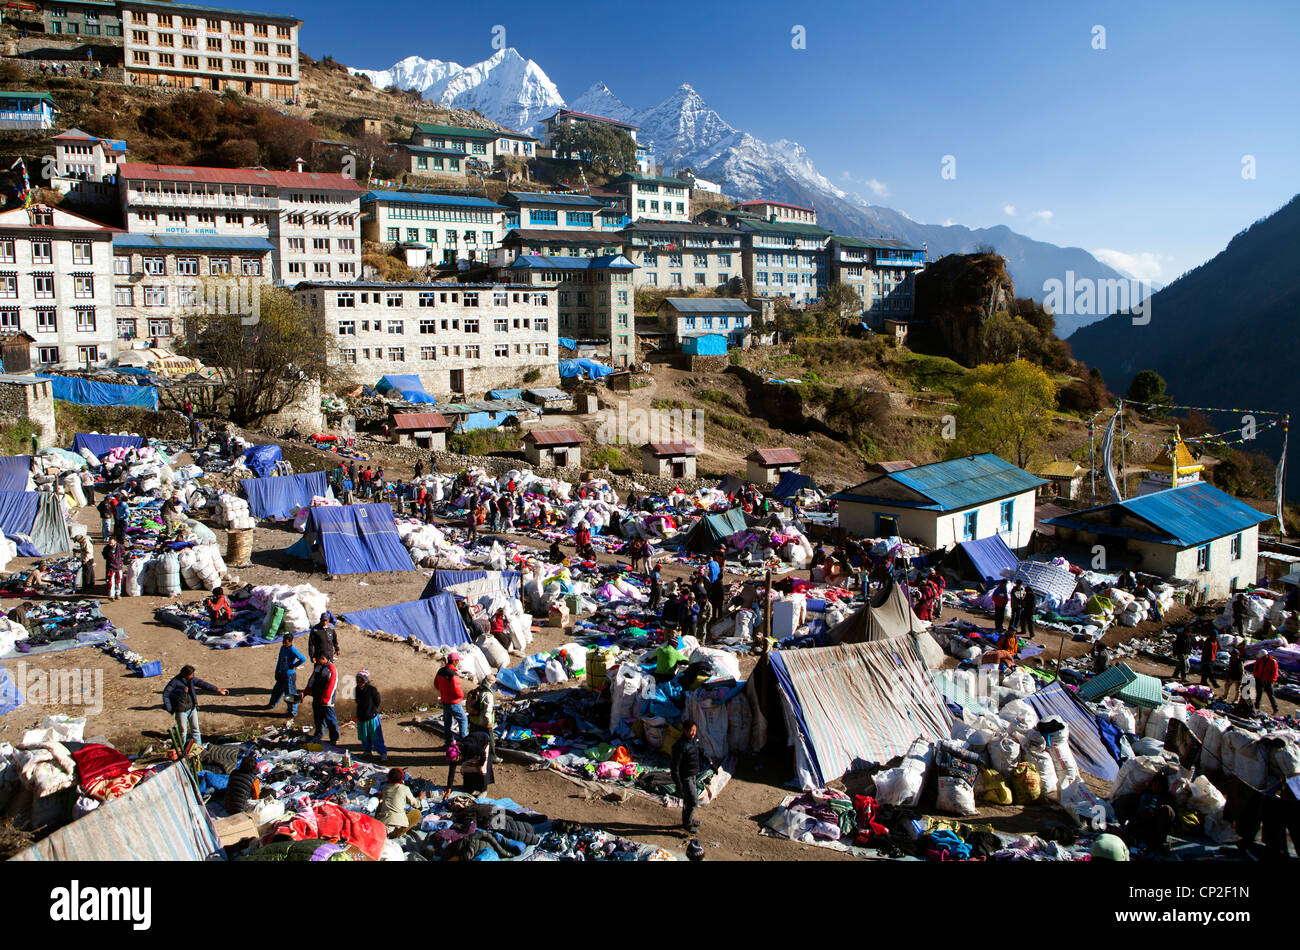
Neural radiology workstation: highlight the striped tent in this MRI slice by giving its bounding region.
[769,636,952,789]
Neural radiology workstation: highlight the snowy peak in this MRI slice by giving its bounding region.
[351,47,563,131]
[567,82,638,124]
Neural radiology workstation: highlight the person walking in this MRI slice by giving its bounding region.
[354,670,387,761]
[267,633,306,716]
[670,720,707,832]
[161,665,228,748]
[436,653,469,743]
[1222,649,1245,704]
[1171,627,1192,681]
[305,655,340,745]
[97,492,116,541]
[1252,650,1280,714]
[104,536,125,600]
[1199,633,1220,688]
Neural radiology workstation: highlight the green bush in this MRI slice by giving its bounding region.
[588,445,630,472]
[447,429,521,457]
[522,367,542,384]
[0,418,41,456]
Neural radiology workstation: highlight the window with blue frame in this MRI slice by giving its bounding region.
[1197,544,1211,570]
[1000,500,1013,532]
[962,511,978,540]
[1231,533,1242,560]
[528,209,559,225]
[565,211,593,227]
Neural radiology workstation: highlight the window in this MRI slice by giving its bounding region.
[537,343,549,357]
[35,309,56,332]
[465,345,479,359]
[386,320,404,335]
[1000,500,1014,532]
[32,240,52,264]
[0,238,12,263]
[339,348,357,364]
[70,242,92,265]
[148,318,172,338]
[0,275,16,299]
[75,308,96,331]
[38,346,59,364]
[1197,544,1211,571]
[420,346,436,360]
[144,257,165,276]
[177,257,199,276]
[33,275,55,299]
[0,309,17,329]
[386,347,404,362]
[463,293,479,308]
[535,318,548,332]
[210,258,231,275]
[74,276,94,299]
[144,286,167,307]
[1231,533,1243,561]
[337,320,355,335]
[494,344,509,358]
[962,511,978,541]
[386,293,403,308]
[241,259,262,276]
[337,293,356,308]
[464,319,479,334]
[114,286,134,307]
[493,292,509,307]
[178,287,198,307]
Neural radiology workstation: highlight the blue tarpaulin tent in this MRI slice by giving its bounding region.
[0,490,71,556]
[73,433,146,458]
[241,471,329,521]
[421,569,523,600]
[0,664,21,715]
[298,503,413,575]
[1025,681,1123,782]
[558,359,615,379]
[682,333,728,356]
[0,456,30,492]
[38,375,159,411]
[956,534,1019,587]
[376,375,436,404]
[241,444,282,478]
[770,471,818,501]
[340,593,468,648]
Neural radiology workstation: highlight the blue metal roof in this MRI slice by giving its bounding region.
[112,234,274,252]
[833,453,1046,511]
[662,297,755,314]
[509,254,636,270]
[1045,481,1271,548]
[506,191,603,208]
[362,191,502,210]
[400,145,469,157]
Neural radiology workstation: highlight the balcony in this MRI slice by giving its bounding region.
[128,191,279,211]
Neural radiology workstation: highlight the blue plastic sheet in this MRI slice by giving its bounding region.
[558,359,615,379]
[376,375,436,404]
[0,490,39,541]
[557,337,577,350]
[958,535,1019,587]
[0,664,21,715]
[770,471,817,500]
[38,375,159,411]
[73,433,146,458]
[242,444,283,478]
[308,503,414,574]
[241,471,329,521]
[422,570,522,600]
[0,456,30,492]
[340,592,466,648]
[454,411,516,433]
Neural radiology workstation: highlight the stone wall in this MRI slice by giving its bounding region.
[263,377,324,433]
[0,377,57,445]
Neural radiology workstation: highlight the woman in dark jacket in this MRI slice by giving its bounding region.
[223,755,260,814]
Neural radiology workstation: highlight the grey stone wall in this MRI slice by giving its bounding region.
[0,378,56,445]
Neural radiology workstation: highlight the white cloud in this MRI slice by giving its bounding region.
[942,218,956,227]
[840,171,889,199]
[1092,248,1171,282]
[1003,204,1016,216]
[1030,209,1053,222]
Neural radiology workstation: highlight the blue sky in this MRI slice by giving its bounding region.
[263,0,1298,281]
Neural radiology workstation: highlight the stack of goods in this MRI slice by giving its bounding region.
[214,494,255,530]
[154,583,328,649]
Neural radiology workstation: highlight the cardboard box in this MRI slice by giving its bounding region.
[213,812,258,849]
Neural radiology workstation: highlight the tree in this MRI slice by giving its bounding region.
[182,287,327,426]
[816,281,865,332]
[216,138,261,167]
[549,122,636,176]
[1126,369,1172,416]
[953,359,1058,469]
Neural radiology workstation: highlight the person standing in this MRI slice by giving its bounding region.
[707,550,725,617]
[695,591,714,642]
[354,670,387,761]
[75,530,96,592]
[308,613,339,662]
[414,459,424,480]
[992,581,1009,634]
[1171,627,1192,681]
[1222,649,1245,704]
[1013,581,1037,639]
[97,492,116,541]
[1232,594,1248,637]
[467,674,500,764]
[1199,633,1220,688]
[1252,650,1280,714]
[670,720,707,832]
[436,653,469,743]
[267,633,306,716]
[305,655,340,745]
[161,665,228,748]
[104,536,125,600]
[648,564,663,612]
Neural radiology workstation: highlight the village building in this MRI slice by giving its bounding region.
[522,428,583,468]
[361,191,503,267]
[746,448,801,486]
[388,143,468,179]
[119,0,302,101]
[641,441,698,479]
[655,297,754,348]
[1044,482,1270,599]
[737,217,831,306]
[833,453,1046,550]
[0,204,117,369]
[826,235,924,321]
[0,91,58,131]
[387,410,449,450]
[605,173,691,223]
[504,253,637,368]
[39,0,125,39]
[622,220,741,290]
[119,162,362,282]
[1035,460,1086,501]
[1137,436,1204,496]
[48,128,127,206]
[292,281,558,398]
[408,122,537,169]
[541,108,651,173]
[735,199,818,225]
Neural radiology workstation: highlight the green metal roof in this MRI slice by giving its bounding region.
[831,234,922,251]
[414,122,534,141]
[608,173,689,188]
[739,219,832,238]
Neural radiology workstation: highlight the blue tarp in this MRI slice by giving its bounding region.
[682,333,728,356]
[340,592,467,649]
[1025,681,1122,782]
[557,337,577,350]
[241,471,329,521]
[0,491,39,540]
[454,412,516,433]
[376,375,436,404]
[770,471,818,500]
[421,569,522,600]
[38,375,159,411]
[0,490,69,555]
[73,433,146,458]
[487,388,523,401]
[957,534,1019,587]
[242,444,282,478]
[306,503,414,575]
[0,664,20,715]
[0,456,30,492]
[558,359,615,380]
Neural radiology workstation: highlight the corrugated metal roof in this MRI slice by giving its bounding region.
[660,297,754,314]
[1046,482,1271,548]
[550,109,639,130]
[509,254,636,270]
[524,428,582,446]
[737,199,814,213]
[412,123,499,140]
[391,412,448,430]
[749,448,801,466]
[643,442,698,456]
[363,191,501,209]
[738,219,832,238]
[398,145,469,157]
[505,191,603,208]
[113,234,274,252]
[831,234,923,251]
[1037,461,1084,478]
[119,163,362,191]
[835,453,1046,511]
[503,229,618,244]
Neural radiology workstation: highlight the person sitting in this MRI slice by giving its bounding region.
[375,767,425,837]
[548,539,565,564]
[223,754,261,815]
[26,562,50,593]
[204,587,234,627]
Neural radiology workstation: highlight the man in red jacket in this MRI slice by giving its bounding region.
[306,656,340,744]
[1253,652,1280,714]
[437,653,468,743]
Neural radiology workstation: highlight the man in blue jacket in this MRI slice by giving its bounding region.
[162,665,228,747]
[267,633,307,717]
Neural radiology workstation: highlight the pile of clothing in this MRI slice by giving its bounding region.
[154,583,329,649]
[0,599,119,657]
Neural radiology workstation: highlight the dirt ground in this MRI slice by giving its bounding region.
[3,447,1290,861]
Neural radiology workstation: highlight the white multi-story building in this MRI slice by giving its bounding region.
[111,233,274,346]
[738,218,831,305]
[119,0,302,101]
[621,221,741,290]
[827,235,924,319]
[606,173,690,222]
[0,204,117,369]
[293,281,558,397]
[48,127,127,205]
[361,191,504,267]
[118,162,362,282]
[735,200,818,225]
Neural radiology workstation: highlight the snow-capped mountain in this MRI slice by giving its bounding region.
[352,49,563,131]
[358,56,1127,332]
